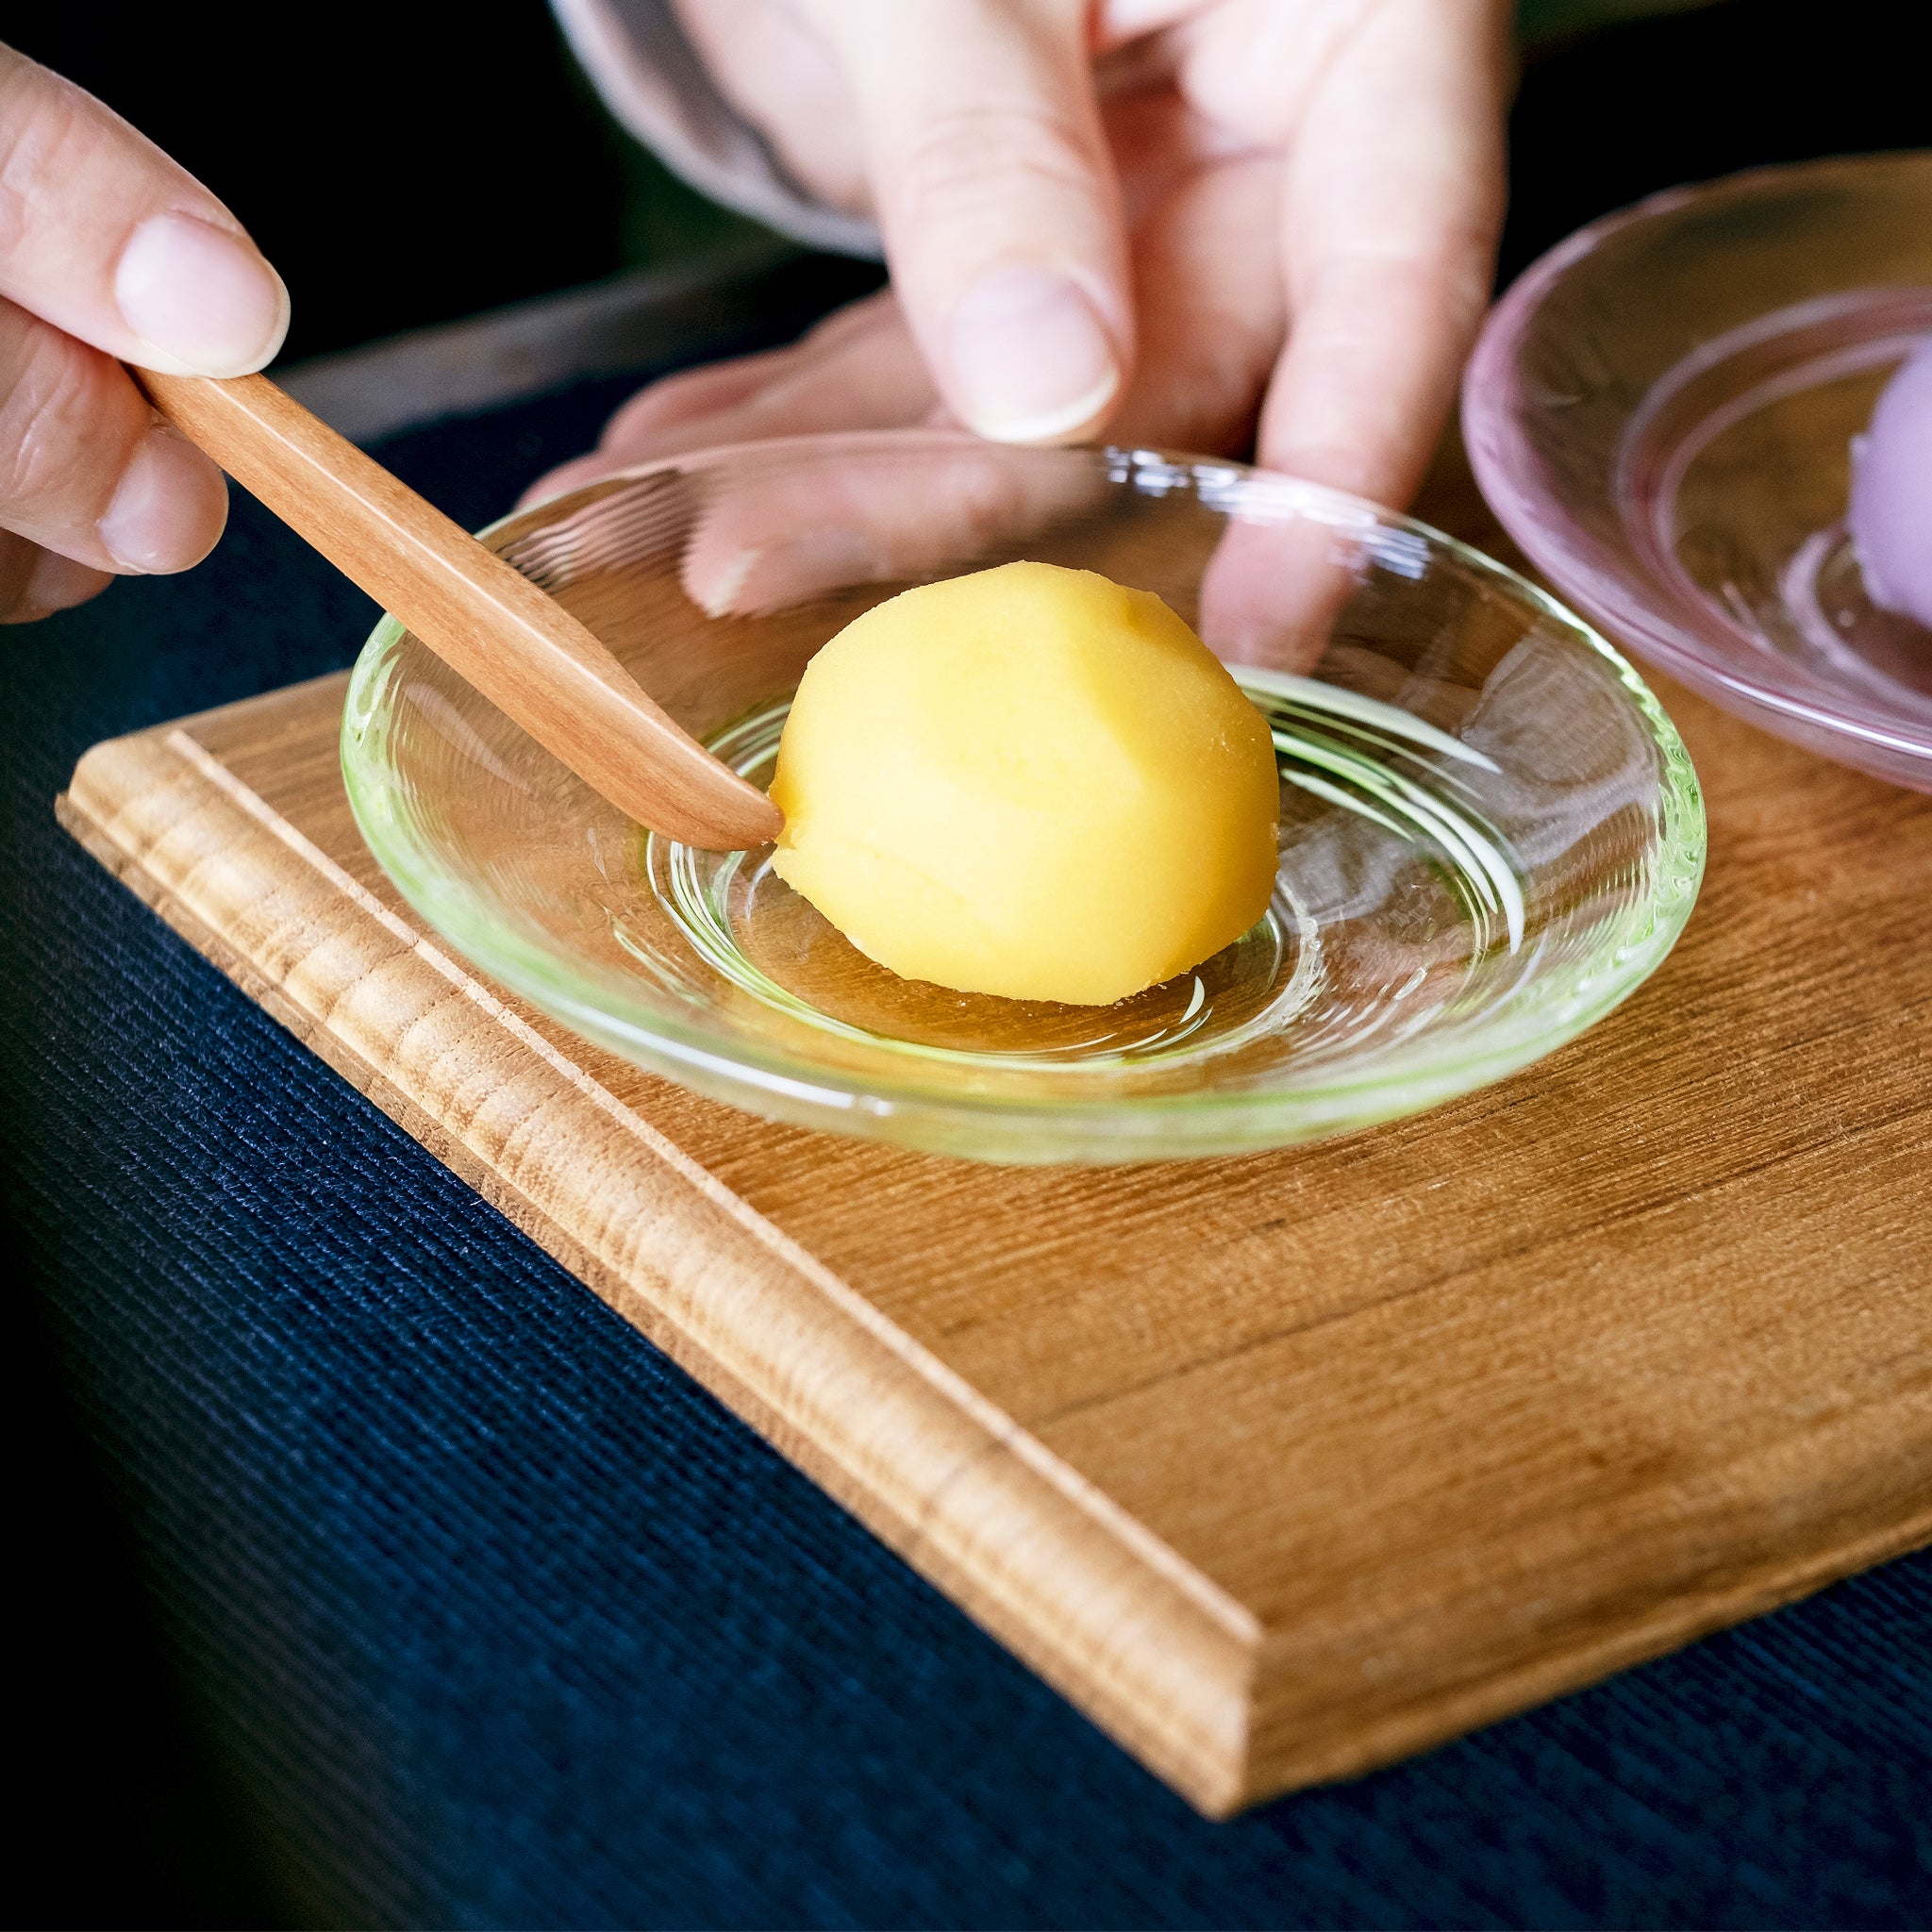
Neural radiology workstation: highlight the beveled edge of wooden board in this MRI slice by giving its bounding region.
[58,687,1261,1816]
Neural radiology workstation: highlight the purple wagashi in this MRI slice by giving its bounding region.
[1849,337,1932,632]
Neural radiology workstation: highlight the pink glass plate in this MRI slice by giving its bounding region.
[1465,152,1932,791]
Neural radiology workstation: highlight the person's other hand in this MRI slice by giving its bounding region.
[0,45,288,623]
[528,0,1508,509]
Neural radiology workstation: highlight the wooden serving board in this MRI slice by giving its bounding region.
[58,457,1932,1818]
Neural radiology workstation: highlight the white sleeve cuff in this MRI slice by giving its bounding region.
[551,0,884,260]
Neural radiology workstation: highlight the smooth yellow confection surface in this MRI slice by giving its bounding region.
[767,560,1280,1006]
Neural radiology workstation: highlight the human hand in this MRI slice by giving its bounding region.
[529,0,1508,509]
[0,45,288,623]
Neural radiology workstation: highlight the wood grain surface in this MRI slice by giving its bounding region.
[58,443,1932,1815]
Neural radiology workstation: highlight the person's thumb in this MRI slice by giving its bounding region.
[802,0,1131,444]
[0,44,288,375]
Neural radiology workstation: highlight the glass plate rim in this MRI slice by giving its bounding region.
[339,436,1707,1159]
[1462,151,1932,765]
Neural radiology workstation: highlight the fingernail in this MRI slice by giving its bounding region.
[947,268,1121,443]
[115,211,290,375]
[98,425,229,573]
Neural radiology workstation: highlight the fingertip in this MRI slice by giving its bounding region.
[0,543,113,624]
[515,454,614,511]
[96,424,229,574]
[27,546,116,615]
[819,1,1131,447]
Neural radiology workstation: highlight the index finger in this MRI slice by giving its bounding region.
[0,44,288,375]
[1257,0,1507,508]
[799,0,1134,446]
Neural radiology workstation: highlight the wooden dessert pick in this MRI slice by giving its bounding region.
[135,371,784,852]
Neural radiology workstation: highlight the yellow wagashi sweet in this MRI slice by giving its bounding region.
[768,560,1279,1007]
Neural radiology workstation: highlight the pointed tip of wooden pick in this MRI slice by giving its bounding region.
[693,790,786,853]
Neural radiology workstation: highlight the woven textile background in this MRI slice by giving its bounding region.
[8,216,1932,1932]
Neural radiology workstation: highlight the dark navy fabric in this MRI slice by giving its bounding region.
[7,342,1932,1929]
